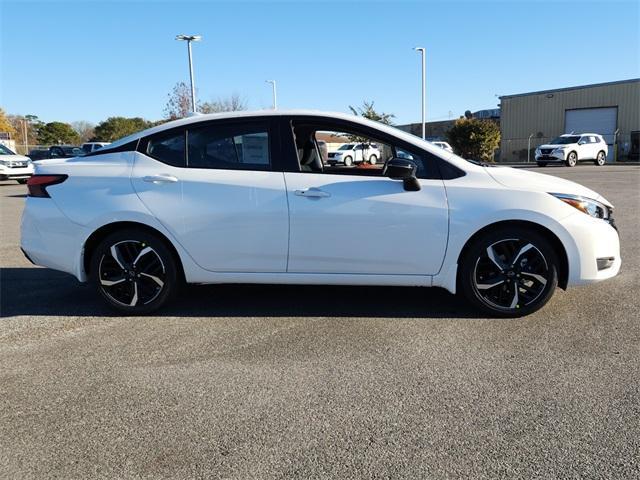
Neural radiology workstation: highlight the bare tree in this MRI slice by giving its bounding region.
[71,121,95,143]
[200,94,247,113]
[164,82,193,120]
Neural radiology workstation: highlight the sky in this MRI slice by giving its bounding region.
[1,0,639,126]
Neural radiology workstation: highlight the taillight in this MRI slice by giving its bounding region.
[27,175,68,198]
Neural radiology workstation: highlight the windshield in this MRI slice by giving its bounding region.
[338,144,354,150]
[62,146,83,155]
[0,144,16,155]
[550,136,580,145]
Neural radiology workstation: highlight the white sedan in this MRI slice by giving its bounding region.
[21,110,620,317]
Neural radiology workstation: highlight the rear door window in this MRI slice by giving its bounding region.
[186,122,271,170]
[146,130,186,167]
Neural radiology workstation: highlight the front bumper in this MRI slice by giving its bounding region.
[535,153,565,162]
[0,164,34,180]
[561,212,621,286]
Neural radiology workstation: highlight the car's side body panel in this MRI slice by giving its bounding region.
[131,151,290,273]
[284,172,449,275]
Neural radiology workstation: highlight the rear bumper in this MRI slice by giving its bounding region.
[20,197,89,281]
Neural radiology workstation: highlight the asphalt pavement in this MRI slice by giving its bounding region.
[1,165,639,479]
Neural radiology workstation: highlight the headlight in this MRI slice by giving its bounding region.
[552,147,565,154]
[550,193,610,220]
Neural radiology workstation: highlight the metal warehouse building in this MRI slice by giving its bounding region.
[499,78,639,163]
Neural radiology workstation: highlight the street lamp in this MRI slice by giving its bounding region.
[527,133,534,163]
[414,47,426,140]
[175,34,202,112]
[265,80,277,110]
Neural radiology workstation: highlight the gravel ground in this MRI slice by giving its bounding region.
[1,165,639,479]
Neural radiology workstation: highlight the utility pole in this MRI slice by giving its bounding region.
[414,47,426,139]
[265,80,277,110]
[175,34,202,112]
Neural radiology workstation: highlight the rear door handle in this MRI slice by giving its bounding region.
[294,188,331,198]
[143,174,179,184]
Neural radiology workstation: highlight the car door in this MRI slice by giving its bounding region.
[281,118,449,276]
[131,119,289,272]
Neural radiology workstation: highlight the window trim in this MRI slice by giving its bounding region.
[279,115,455,180]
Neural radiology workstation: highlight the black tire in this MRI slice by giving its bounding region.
[565,151,577,167]
[343,156,353,167]
[459,227,559,318]
[17,179,28,184]
[595,151,606,166]
[90,228,179,314]
[537,162,547,167]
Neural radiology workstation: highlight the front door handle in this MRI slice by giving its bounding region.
[294,188,331,198]
[143,174,179,184]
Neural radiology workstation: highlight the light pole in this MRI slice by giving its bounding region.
[527,133,534,163]
[265,80,277,110]
[414,47,426,139]
[175,34,202,112]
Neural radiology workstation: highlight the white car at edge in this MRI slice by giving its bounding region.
[21,110,621,317]
[535,133,608,167]
[0,143,33,183]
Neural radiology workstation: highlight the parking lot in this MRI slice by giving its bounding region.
[1,165,639,479]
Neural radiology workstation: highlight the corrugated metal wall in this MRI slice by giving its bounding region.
[500,80,640,162]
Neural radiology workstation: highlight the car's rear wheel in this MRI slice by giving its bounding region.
[537,162,547,167]
[459,227,559,317]
[566,151,577,167]
[595,151,606,166]
[369,155,378,165]
[343,156,353,166]
[90,228,178,314]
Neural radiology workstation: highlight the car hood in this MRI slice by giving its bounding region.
[484,166,612,207]
[0,154,30,162]
[538,144,574,149]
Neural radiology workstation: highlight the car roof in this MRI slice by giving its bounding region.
[561,133,601,136]
[106,109,451,158]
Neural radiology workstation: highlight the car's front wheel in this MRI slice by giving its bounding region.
[595,151,606,166]
[369,155,378,165]
[343,156,353,166]
[459,227,559,317]
[566,151,578,167]
[90,228,179,314]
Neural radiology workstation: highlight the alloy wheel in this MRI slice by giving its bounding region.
[597,152,606,166]
[567,152,577,167]
[98,240,166,307]
[473,238,549,312]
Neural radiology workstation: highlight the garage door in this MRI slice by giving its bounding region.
[565,107,617,161]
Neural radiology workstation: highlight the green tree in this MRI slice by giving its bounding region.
[446,118,500,162]
[37,121,80,145]
[348,100,394,125]
[93,117,151,142]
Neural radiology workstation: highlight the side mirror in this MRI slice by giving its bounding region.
[385,158,421,191]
